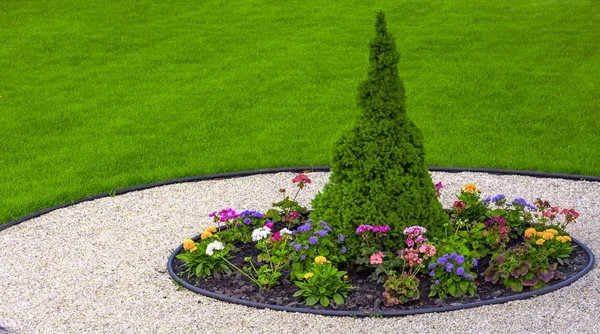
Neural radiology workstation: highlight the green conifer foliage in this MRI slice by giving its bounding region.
[311,11,448,256]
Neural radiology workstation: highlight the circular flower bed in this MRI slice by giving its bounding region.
[168,173,594,317]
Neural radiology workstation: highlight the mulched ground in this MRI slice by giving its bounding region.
[171,238,589,313]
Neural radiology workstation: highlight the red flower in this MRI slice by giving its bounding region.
[292,174,311,184]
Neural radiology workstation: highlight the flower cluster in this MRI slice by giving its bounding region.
[464,183,477,193]
[428,252,477,299]
[183,239,197,252]
[434,182,443,198]
[370,251,384,265]
[201,226,218,240]
[206,241,224,256]
[252,227,272,242]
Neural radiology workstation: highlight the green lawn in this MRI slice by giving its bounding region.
[1,0,599,225]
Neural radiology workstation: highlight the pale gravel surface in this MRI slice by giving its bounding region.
[0,171,598,334]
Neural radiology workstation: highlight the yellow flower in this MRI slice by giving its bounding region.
[536,232,544,238]
[524,228,537,238]
[564,236,572,242]
[542,232,554,240]
[183,239,197,252]
[464,183,477,193]
[314,256,327,264]
[343,275,348,280]
[545,229,559,236]
[536,239,545,245]
[556,236,565,243]
[304,272,314,279]
[206,226,218,233]
[201,231,213,240]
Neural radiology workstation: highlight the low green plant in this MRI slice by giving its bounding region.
[382,270,420,306]
[524,227,574,265]
[484,244,564,292]
[428,252,477,299]
[451,184,487,224]
[293,256,353,307]
[289,220,346,279]
[176,236,232,279]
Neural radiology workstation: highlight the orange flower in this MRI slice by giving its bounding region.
[201,231,213,240]
[563,236,572,242]
[314,256,327,264]
[542,232,554,240]
[556,236,565,243]
[183,239,197,252]
[464,183,477,193]
[524,228,537,239]
[536,232,544,238]
[304,272,314,279]
[544,229,559,236]
[536,239,545,245]
[206,226,217,233]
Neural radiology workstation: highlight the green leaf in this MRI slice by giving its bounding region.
[447,283,457,296]
[195,264,204,277]
[459,281,469,293]
[306,296,319,306]
[293,290,304,297]
[333,293,345,305]
[319,286,326,294]
[320,296,330,307]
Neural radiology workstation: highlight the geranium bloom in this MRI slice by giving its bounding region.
[205,241,224,256]
[280,228,293,235]
[304,272,314,279]
[292,174,311,184]
[356,225,373,233]
[370,252,385,265]
[314,256,327,264]
[464,183,477,193]
[263,221,273,230]
[524,228,537,239]
[252,227,271,241]
[453,201,466,209]
[183,239,197,252]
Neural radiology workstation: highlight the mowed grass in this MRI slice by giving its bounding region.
[1,0,599,224]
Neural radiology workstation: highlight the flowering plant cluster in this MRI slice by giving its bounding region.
[175,177,581,309]
[428,253,477,299]
[293,256,353,307]
[176,227,231,279]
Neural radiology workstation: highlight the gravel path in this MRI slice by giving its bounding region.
[0,171,598,334]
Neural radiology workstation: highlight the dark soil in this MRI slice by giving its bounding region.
[171,239,590,313]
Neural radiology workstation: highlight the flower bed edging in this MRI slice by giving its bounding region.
[167,230,594,317]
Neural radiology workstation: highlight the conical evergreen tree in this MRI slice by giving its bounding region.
[311,11,448,256]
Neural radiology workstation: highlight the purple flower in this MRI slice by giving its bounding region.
[468,275,475,281]
[356,225,373,233]
[305,245,310,250]
[435,280,440,285]
[456,256,465,265]
[309,236,318,245]
[513,198,528,207]
[208,211,217,217]
[314,230,328,237]
[483,197,491,205]
[301,255,306,260]
[473,258,478,266]
[289,241,295,247]
[445,263,454,273]
[429,270,435,277]
[294,244,302,252]
[320,221,332,232]
[437,257,447,264]
[339,234,345,242]
[450,253,457,259]
[463,273,469,279]
[456,267,465,275]
[243,218,252,225]
[341,246,347,254]
[297,224,311,233]
[492,194,505,203]
[428,263,436,269]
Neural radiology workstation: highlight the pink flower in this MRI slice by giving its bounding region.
[356,225,373,233]
[370,252,385,265]
[406,238,414,247]
[453,201,466,209]
[264,221,273,230]
[292,174,311,184]
[273,231,282,241]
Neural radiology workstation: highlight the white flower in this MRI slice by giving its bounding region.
[279,228,293,235]
[252,227,271,242]
[206,241,224,256]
